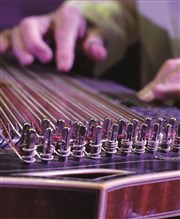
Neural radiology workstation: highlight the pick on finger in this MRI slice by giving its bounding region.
[82,29,107,61]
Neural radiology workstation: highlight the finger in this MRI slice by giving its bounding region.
[82,29,107,61]
[0,29,11,52]
[54,6,86,72]
[20,16,53,63]
[137,66,180,101]
[155,58,180,81]
[153,66,180,100]
[11,27,34,65]
[153,83,180,100]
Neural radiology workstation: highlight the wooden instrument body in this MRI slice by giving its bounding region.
[1,150,180,219]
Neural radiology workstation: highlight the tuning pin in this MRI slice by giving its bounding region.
[104,123,118,157]
[45,127,54,153]
[145,116,152,127]
[117,119,126,147]
[139,123,147,141]
[62,127,71,148]
[26,129,37,150]
[21,128,37,164]
[158,124,172,152]
[151,123,160,141]
[102,117,112,137]
[89,125,102,159]
[169,117,176,133]
[126,123,134,141]
[53,119,65,143]
[78,125,87,145]
[71,120,80,139]
[172,122,180,153]
[157,117,164,133]
[164,124,172,141]
[118,119,126,136]
[58,127,71,162]
[133,124,147,154]
[40,118,50,136]
[169,117,177,141]
[71,124,87,160]
[146,123,160,153]
[110,123,119,142]
[56,119,65,135]
[20,123,31,146]
[119,123,134,155]
[88,117,97,137]
[39,127,54,162]
[132,118,139,140]
[144,117,152,138]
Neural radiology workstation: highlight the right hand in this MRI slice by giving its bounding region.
[137,58,180,102]
[0,3,107,72]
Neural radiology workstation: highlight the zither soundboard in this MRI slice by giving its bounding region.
[1,58,180,219]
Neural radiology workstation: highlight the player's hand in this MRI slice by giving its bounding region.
[137,58,180,101]
[0,4,107,72]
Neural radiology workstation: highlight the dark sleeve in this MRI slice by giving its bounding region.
[0,0,64,31]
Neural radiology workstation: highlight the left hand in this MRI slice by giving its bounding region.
[0,4,107,72]
[137,58,180,102]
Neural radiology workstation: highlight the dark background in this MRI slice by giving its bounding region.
[0,0,63,31]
